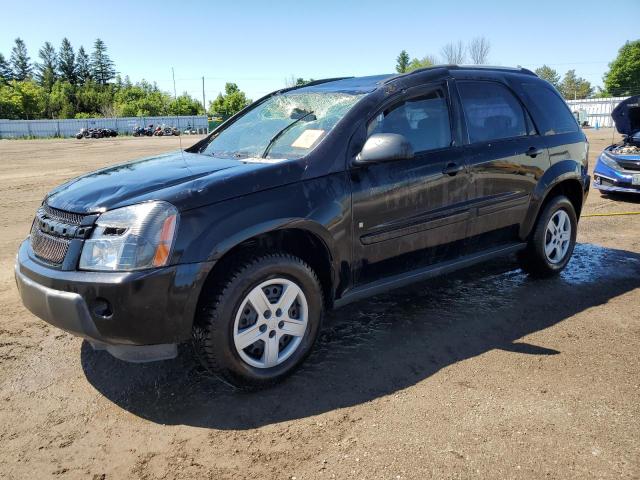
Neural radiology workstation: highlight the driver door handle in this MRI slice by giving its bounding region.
[442,162,464,176]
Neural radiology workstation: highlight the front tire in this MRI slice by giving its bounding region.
[519,195,577,277]
[193,253,324,389]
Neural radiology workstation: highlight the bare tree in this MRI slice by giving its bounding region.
[284,75,297,88]
[423,54,440,66]
[468,37,491,64]
[440,41,466,64]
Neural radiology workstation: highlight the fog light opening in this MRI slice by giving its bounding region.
[93,298,113,318]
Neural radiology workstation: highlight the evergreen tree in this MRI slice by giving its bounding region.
[0,53,12,82]
[559,70,593,99]
[396,50,410,73]
[75,46,91,84]
[90,38,115,85]
[36,42,58,90]
[10,38,32,80]
[535,65,561,89]
[58,38,76,84]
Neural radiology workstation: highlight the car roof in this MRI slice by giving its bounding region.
[293,66,536,95]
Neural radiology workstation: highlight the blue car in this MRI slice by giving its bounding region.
[593,95,640,194]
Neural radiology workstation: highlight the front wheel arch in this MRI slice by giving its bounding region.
[194,226,336,328]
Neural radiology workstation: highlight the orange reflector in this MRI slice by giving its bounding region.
[152,214,177,266]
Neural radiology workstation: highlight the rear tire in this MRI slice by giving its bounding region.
[193,253,324,389]
[518,195,577,277]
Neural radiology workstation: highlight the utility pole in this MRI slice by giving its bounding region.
[202,76,206,115]
[171,67,177,99]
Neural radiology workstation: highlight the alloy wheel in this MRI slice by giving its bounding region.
[233,278,309,368]
[544,209,572,264]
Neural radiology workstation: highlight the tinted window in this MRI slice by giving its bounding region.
[368,89,451,152]
[519,82,580,135]
[458,81,527,143]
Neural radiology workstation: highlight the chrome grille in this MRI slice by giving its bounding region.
[41,204,86,225]
[29,204,88,264]
[30,222,71,264]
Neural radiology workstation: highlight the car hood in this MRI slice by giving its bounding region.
[45,151,299,213]
[611,95,640,136]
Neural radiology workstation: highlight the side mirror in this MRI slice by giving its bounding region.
[355,133,414,165]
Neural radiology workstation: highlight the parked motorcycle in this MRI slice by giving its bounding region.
[75,127,118,139]
[133,125,154,137]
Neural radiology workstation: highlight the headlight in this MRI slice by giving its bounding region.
[79,201,178,271]
[599,152,621,171]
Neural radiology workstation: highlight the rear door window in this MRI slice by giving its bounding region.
[518,82,580,135]
[457,81,528,143]
[367,88,452,153]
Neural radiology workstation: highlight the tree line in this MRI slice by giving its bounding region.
[536,40,640,98]
[2,36,637,121]
[395,38,640,99]
[0,37,208,120]
[395,37,492,74]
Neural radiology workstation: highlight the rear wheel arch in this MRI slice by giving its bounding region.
[539,178,584,219]
[522,162,586,240]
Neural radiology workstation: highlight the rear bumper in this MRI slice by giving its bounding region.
[15,240,214,361]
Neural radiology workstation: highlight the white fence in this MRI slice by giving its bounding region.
[566,97,628,129]
[0,115,208,139]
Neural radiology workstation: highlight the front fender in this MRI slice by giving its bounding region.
[172,173,351,282]
[520,159,588,238]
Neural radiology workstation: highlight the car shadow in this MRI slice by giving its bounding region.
[602,191,640,204]
[81,243,640,429]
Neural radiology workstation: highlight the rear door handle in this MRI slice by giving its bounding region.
[442,162,464,176]
[525,147,543,158]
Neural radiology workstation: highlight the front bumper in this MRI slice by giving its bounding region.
[593,159,640,194]
[15,240,214,362]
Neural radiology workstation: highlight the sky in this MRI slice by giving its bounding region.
[1,0,638,104]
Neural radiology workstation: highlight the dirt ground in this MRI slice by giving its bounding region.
[0,130,638,479]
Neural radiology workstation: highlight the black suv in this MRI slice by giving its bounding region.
[15,66,589,387]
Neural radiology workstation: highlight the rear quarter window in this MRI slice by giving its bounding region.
[518,82,580,136]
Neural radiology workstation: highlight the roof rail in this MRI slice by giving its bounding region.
[384,65,537,84]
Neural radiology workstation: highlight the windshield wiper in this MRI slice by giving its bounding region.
[262,111,315,159]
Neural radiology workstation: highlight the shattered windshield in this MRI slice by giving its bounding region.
[202,91,365,161]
